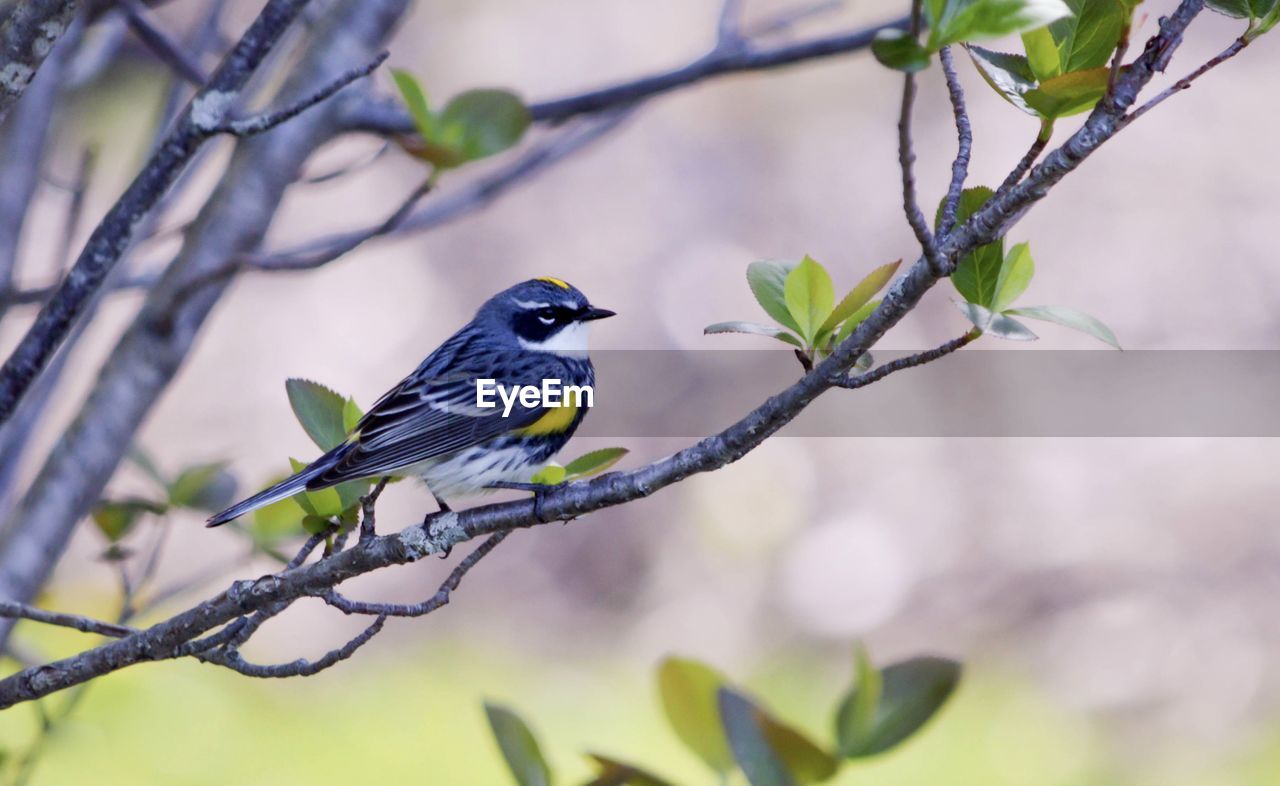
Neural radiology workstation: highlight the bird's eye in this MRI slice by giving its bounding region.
[536,308,557,325]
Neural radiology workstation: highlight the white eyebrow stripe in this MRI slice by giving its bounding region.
[512,298,551,309]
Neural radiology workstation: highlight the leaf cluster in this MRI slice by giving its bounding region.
[392,69,531,170]
[483,649,961,786]
[705,256,900,371]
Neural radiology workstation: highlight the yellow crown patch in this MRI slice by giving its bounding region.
[536,276,571,290]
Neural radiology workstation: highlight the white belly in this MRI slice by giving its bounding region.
[412,445,543,499]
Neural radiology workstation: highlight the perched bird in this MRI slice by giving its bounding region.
[207,278,614,527]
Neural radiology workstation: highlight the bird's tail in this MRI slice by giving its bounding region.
[206,445,349,528]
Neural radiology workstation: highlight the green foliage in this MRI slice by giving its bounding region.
[940,189,1118,347]
[167,462,236,513]
[392,69,531,169]
[94,449,240,544]
[874,0,1074,72]
[91,499,166,542]
[485,703,552,786]
[834,655,963,758]
[483,650,958,786]
[968,0,1141,125]
[707,256,895,369]
[286,378,352,452]
[530,447,629,485]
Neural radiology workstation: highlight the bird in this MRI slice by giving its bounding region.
[207,277,614,527]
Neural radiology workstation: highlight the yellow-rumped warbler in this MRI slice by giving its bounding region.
[207,278,614,527]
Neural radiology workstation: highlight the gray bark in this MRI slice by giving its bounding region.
[0,0,78,127]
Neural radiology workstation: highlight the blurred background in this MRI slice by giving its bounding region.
[0,0,1278,784]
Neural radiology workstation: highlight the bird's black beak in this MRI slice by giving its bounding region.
[580,306,616,321]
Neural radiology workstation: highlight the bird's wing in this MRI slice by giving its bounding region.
[310,337,563,486]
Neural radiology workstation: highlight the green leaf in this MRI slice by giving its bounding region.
[657,657,734,775]
[783,256,835,345]
[927,0,1073,49]
[717,688,795,786]
[760,716,838,785]
[288,457,346,518]
[91,499,166,542]
[342,397,363,434]
[530,463,567,485]
[564,447,628,479]
[990,242,1035,312]
[705,321,804,348]
[966,45,1038,115]
[747,261,803,334]
[819,260,901,335]
[485,703,552,786]
[1045,0,1131,74]
[583,754,675,786]
[249,482,305,547]
[128,447,168,489]
[833,299,881,347]
[871,29,932,72]
[391,69,436,141]
[1023,67,1109,118]
[837,657,961,758]
[1005,305,1121,348]
[286,378,350,451]
[835,645,884,757]
[1021,25,1061,80]
[440,89,532,162]
[954,300,1039,340]
[168,462,237,512]
[1206,0,1278,21]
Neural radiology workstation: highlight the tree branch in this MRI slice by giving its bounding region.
[896,3,946,274]
[831,330,979,390]
[1119,34,1250,128]
[0,0,315,428]
[0,0,1219,709]
[0,600,135,638]
[936,46,972,236]
[119,0,209,86]
[0,0,78,126]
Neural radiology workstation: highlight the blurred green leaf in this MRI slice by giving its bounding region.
[871,29,932,72]
[392,68,436,141]
[564,447,628,479]
[835,645,883,758]
[301,515,332,535]
[926,0,1073,49]
[784,256,835,345]
[837,656,962,758]
[583,754,675,786]
[761,716,838,784]
[286,378,350,451]
[1005,305,1121,348]
[288,457,346,518]
[530,463,567,485]
[168,462,237,513]
[717,688,795,786]
[657,657,734,775]
[485,702,552,786]
[91,498,166,542]
[819,260,901,335]
[954,301,1039,340]
[128,447,169,489]
[439,90,532,163]
[747,261,803,335]
[705,321,804,348]
[249,482,305,547]
[990,242,1035,313]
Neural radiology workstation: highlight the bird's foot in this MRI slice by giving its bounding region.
[486,481,567,523]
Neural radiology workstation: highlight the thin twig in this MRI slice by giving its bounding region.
[119,0,210,86]
[832,330,979,389]
[998,128,1050,193]
[896,2,946,275]
[201,615,385,678]
[324,531,509,617]
[210,51,388,137]
[1120,35,1250,128]
[360,477,391,543]
[937,46,971,237]
[0,601,136,639]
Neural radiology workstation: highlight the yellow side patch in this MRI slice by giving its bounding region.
[536,276,571,290]
[519,404,579,435]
